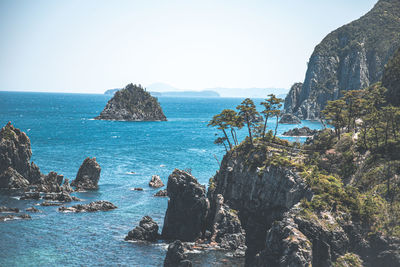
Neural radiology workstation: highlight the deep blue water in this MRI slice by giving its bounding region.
[0,91,323,266]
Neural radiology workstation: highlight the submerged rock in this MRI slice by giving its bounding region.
[95,83,167,121]
[0,206,19,213]
[58,201,117,212]
[161,169,209,242]
[71,157,101,190]
[283,127,318,137]
[154,189,167,197]
[125,216,159,242]
[149,175,164,188]
[164,240,193,267]
[41,201,64,206]
[0,214,31,222]
[26,207,41,213]
[279,113,301,124]
[42,192,80,202]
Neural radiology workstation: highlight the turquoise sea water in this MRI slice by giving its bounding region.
[0,91,323,266]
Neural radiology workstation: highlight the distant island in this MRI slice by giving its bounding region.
[96,83,167,121]
[105,89,220,98]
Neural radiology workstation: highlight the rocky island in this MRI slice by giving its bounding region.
[95,83,167,121]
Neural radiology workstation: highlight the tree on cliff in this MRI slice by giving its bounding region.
[260,94,283,139]
[236,98,259,146]
[208,109,242,150]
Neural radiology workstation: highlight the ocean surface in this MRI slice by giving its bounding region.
[0,91,323,267]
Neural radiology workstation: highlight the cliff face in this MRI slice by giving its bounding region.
[208,145,312,265]
[284,0,400,119]
[95,83,167,121]
[383,47,400,106]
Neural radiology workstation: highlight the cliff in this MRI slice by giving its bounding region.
[95,83,167,121]
[284,0,400,119]
[383,47,400,106]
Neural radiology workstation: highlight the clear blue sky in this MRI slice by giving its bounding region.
[0,0,377,93]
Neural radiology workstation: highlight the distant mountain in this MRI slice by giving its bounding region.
[284,0,400,120]
[150,90,220,98]
[104,88,121,95]
[146,82,180,92]
[208,87,288,98]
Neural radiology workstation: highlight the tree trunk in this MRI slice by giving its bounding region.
[222,129,232,150]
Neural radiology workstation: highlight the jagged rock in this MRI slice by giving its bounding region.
[210,194,246,252]
[36,172,64,193]
[164,240,193,267]
[154,189,167,197]
[149,175,164,188]
[162,169,209,242]
[0,206,19,213]
[283,127,318,137]
[284,0,400,119]
[283,83,302,115]
[0,167,29,189]
[71,157,101,190]
[58,201,117,212]
[0,122,43,187]
[0,214,31,222]
[125,216,159,242]
[279,113,301,124]
[61,178,73,193]
[95,83,167,121]
[26,207,40,213]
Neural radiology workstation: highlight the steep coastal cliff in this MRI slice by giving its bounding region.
[95,83,167,121]
[383,47,400,106]
[284,0,400,119]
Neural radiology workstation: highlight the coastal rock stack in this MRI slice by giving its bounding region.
[71,157,101,190]
[125,216,160,242]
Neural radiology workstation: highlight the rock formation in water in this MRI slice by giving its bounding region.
[71,157,101,190]
[161,169,209,241]
[163,240,193,267]
[383,47,400,106]
[149,175,164,188]
[58,201,117,212]
[154,189,167,197]
[279,113,301,124]
[283,127,318,137]
[95,83,167,121]
[284,0,400,119]
[0,214,31,222]
[0,122,43,188]
[125,216,160,242]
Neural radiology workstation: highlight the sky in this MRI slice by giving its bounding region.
[0,0,377,94]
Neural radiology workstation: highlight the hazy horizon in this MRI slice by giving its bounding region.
[0,0,377,94]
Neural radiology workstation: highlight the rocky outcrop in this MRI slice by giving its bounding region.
[0,122,43,187]
[58,201,117,212]
[284,0,400,119]
[283,127,318,137]
[283,83,302,115]
[279,113,301,124]
[154,189,167,197]
[149,175,164,188]
[208,148,312,265]
[161,169,209,242]
[164,240,193,267]
[95,83,167,121]
[71,157,101,190]
[125,216,159,242]
[210,194,246,254]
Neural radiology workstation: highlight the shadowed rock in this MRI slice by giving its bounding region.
[0,206,19,213]
[161,169,209,242]
[125,216,159,242]
[283,127,318,137]
[279,113,301,124]
[0,214,31,222]
[154,189,167,197]
[71,157,101,190]
[164,240,193,267]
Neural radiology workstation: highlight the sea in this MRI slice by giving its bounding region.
[0,91,323,267]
